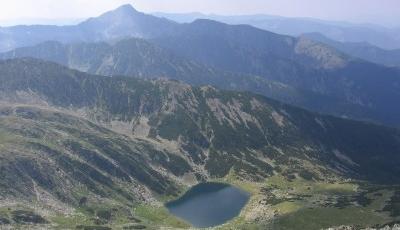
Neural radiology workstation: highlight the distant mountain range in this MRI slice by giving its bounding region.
[0,5,179,52]
[2,5,400,129]
[154,12,400,50]
[155,12,400,68]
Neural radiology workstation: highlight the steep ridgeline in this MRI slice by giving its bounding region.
[1,58,400,196]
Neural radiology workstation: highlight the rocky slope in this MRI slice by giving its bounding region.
[1,58,400,228]
[1,58,400,187]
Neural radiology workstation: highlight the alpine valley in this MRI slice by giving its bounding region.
[0,4,400,230]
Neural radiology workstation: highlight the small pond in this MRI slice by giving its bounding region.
[166,182,250,228]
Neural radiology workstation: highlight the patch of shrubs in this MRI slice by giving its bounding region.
[11,210,48,224]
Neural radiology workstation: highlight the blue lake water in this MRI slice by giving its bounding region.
[165,182,250,228]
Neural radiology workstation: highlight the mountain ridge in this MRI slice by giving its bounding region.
[2,6,400,129]
[1,38,385,129]
[154,12,400,50]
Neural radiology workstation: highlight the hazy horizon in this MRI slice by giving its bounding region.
[0,0,399,28]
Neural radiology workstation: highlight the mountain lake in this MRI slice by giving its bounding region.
[166,182,250,228]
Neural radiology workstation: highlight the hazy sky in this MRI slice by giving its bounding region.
[0,0,399,27]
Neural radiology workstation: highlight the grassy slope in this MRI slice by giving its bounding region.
[214,174,400,230]
[0,105,190,229]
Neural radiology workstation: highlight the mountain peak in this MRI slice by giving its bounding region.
[113,4,138,14]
